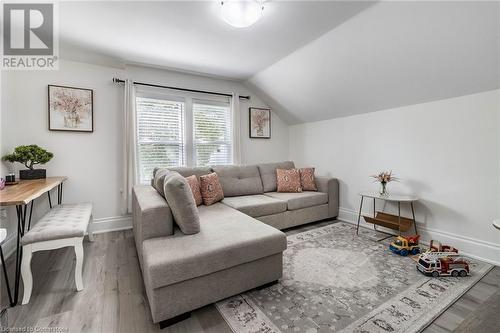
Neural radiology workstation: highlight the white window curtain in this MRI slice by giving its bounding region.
[231,93,241,164]
[121,79,138,214]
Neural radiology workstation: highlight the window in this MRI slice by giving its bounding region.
[136,92,232,183]
[193,100,232,167]
[419,259,430,268]
[136,96,185,184]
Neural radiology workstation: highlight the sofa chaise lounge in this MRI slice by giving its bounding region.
[132,161,339,326]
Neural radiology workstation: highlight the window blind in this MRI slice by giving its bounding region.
[193,100,232,167]
[136,97,185,183]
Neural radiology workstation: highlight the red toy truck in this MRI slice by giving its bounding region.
[416,252,469,277]
[429,240,458,253]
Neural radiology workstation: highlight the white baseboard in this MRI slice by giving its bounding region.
[339,207,500,266]
[91,215,133,234]
[0,215,133,263]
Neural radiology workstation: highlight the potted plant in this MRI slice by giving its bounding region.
[2,145,54,180]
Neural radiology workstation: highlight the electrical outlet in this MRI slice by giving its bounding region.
[0,209,7,219]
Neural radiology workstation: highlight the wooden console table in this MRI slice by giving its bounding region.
[0,176,67,306]
[356,191,418,239]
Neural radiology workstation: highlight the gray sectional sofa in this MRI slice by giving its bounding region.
[132,161,339,326]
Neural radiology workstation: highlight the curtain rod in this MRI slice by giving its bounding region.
[112,78,250,100]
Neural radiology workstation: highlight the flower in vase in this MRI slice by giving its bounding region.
[370,171,399,196]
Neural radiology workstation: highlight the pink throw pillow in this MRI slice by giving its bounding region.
[199,173,224,206]
[276,169,302,193]
[299,168,317,191]
[185,175,203,206]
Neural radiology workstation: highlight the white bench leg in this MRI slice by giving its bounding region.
[74,238,84,291]
[87,215,94,242]
[21,244,33,305]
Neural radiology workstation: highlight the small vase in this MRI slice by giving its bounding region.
[379,182,388,196]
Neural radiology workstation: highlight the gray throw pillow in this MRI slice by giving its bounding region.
[153,169,176,197]
[163,172,201,235]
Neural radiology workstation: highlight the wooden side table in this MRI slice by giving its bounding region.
[356,191,419,239]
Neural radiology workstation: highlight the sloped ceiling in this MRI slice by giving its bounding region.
[246,1,500,124]
[59,1,373,79]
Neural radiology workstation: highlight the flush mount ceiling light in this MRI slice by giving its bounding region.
[220,0,265,28]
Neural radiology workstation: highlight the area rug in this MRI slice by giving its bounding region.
[216,222,493,333]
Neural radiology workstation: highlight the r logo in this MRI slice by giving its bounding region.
[3,3,54,56]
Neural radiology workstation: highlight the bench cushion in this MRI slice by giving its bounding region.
[21,203,92,245]
[141,203,286,289]
[264,191,328,211]
[222,195,287,217]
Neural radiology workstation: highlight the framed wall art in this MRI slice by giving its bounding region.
[249,107,271,139]
[48,85,94,132]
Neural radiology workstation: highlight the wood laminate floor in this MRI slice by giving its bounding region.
[1,220,499,333]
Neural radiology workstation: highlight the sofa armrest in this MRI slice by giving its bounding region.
[315,177,339,218]
[132,185,174,259]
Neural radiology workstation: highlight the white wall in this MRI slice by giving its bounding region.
[290,90,500,264]
[0,60,289,250]
[1,60,124,241]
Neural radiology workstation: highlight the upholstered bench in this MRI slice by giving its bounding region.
[20,203,94,305]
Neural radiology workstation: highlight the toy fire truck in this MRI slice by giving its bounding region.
[429,240,458,253]
[416,251,470,277]
[389,235,421,256]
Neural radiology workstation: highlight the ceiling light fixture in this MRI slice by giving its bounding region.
[220,0,265,28]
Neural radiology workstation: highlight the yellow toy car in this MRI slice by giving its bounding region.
[389,235,421,256]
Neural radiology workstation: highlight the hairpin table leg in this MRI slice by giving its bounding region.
[356,196,364,235]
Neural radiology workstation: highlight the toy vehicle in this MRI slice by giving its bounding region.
[429,240,458,253]
[389,235,420,256]
[416,251,469,277]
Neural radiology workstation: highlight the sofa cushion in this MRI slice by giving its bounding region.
[164,173,200,235]
[222,195,287,218]
[168,166,212,179]
[141,203,287,289]
[212,165,263,197]
[152,169,178,197]
[152,167,213,197]
[257,161,295,192]
[264,191,328,211]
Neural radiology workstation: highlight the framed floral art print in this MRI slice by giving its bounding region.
[48,85,94,132]
[249,107,271,139]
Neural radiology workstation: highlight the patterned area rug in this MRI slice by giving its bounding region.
[216,222,493,333]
